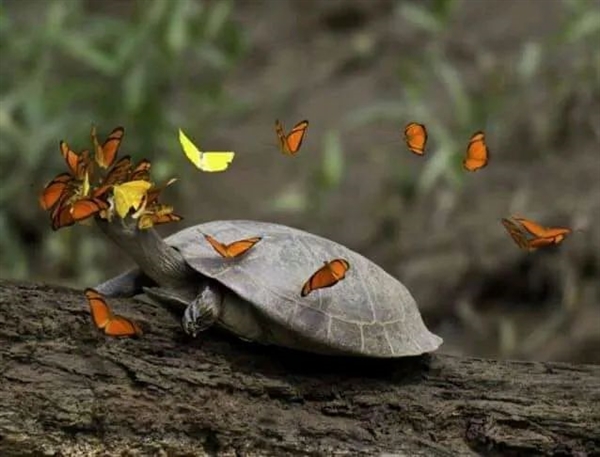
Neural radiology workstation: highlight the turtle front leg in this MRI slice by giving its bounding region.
[142,283,222,337]
[182,283,222,337]
[181,283,223,338]
[96,268,155,297]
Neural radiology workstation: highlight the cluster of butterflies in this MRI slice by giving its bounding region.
[84,233,350,337]
[39,126,182,231]
[40,118,311,231]
[403,122,575,250]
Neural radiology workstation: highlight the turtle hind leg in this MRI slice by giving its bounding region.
[182,283,222,337]
[95,268,155,298]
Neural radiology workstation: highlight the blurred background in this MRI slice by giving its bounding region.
[1,0,599,363]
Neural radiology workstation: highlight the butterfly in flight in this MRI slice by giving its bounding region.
[179,128,235,172]
[91,125,125,169]
[404,122,428,156]
[275,119,309,155]
[463,131,489,172]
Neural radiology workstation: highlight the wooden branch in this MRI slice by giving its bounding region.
[1,280,598,456]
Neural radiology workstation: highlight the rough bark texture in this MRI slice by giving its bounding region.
[1,280,598,457]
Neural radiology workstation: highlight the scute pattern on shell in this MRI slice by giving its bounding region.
[167,220,443,357]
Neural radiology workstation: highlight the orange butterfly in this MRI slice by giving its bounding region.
[204,234,262,259]
[92,125,125,169]
[463,131,489,172]
[104,156,133,185]
[51,198,109,230]
[92,156,133,198]
[404,122,428,155]
[60,141,92,180]
[39,173,73,210]
[527,237,558,250]
[130,178,181,229]
[137,205,183,230]
[501,218,531,251]
[144,178,178,205]
[51,202,76,231]
[85,288,142,337]
[70,198,109,222]
[301,258,350,297]
[275,119,309,155]
[511,216,572,244]
[129,158,152,181]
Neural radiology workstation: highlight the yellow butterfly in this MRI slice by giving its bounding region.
[178,128,235,172]
[112,180,152,219]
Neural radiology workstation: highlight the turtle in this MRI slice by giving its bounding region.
[95,218,443,357]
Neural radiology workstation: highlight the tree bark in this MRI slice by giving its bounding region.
[0,280,598,457]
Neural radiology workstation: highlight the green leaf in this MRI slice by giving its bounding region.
[269,184,307,213]
[398,3,442,35]
[436,60,471,126]
[564,10,600,43]
[320,130,344,190]
[204,0,233,40]
[518,41,543,82]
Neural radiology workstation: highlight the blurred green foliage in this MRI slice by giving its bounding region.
[335,0,599,200]
[266,0,599,229]
[1,0,599,289]
[0,0,246,285]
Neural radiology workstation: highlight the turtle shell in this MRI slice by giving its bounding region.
[167,220,443,357]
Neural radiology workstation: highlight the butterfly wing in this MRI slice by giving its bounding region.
[463,131,489,172]
[301,259,350,297]
[85,288,142,337]
[60,141,81,176]
[199,152,236,172]
[501,218,530,250]
[224,237,262,258]
[104,315,142,337]
[275,119,287,152]
[527,237,556,250]
[85,288,112,329]
[129,159,152,181]
[327,258,350,280]
[103,156,133,187]
[93,125,125,169]
[179,128,203,168]
[284,120,309,154]
[178,128,235,172]
[138,211,183,230]
[203,234,230,258]
[404,122,427,155]
[512,216,572,239]
[40,173,73,210]
[113,180,152,218]
[70,198,109,222]
[51,203,76,231]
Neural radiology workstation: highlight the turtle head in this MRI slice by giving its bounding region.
[96,216,197,290]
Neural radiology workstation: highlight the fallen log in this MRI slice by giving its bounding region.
[0,280,598,456]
